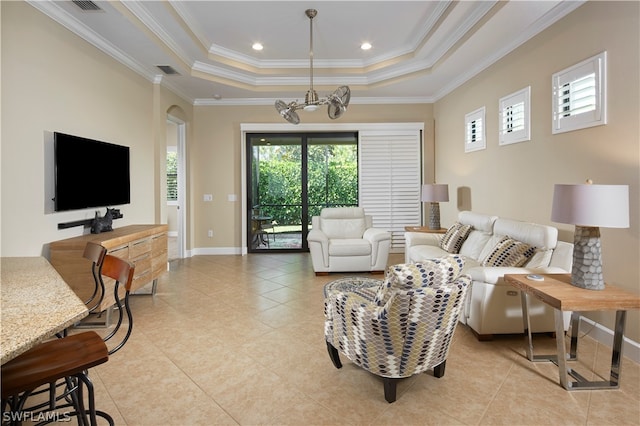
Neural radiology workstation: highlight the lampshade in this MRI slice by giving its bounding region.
[551,184,629,228]
[421,184,449,203]
[551,182,629,291]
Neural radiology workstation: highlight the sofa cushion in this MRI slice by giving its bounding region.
[458,211,498,232]
[478,234,504,262]
[329,239,371,256]
[525,248,553,268]
[321,218,366,239]
[482,236,536,267]
[439,222,472,253]
[459,230,492,260]
[493,218,558,249]
[408,244,449,263]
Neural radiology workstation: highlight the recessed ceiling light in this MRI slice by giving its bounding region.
[361,42,372,51]
[252,42,263,51]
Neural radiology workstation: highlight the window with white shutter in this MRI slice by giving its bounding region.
[552,52,606,134]
[359,129,422,251]
[499,86,531,146]
[465,107,486,152]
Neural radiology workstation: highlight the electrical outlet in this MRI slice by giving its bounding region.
[203,194,213,202]
[207,230,213,237]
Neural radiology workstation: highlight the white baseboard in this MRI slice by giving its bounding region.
[192,247,242,256]
[579,316,640,363]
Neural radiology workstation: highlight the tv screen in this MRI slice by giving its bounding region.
[54,132,130,212]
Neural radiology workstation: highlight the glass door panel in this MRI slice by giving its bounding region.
[247,132,357,252]
[248,136,303,252]
[307,138,358,232]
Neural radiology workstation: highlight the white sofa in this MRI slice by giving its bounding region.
[307,207,391,275]
[405,211,573,340]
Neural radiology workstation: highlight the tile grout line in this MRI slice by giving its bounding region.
[475,362,516,425]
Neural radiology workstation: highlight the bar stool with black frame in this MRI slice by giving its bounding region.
[1,248,135,426]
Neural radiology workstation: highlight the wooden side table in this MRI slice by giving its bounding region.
[504,273,640,390]
[404,226,447,234]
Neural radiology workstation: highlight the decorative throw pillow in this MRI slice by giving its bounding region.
[482,236,536,267]
[439,222,473,254]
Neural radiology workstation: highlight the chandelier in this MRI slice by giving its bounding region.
[275,9,351,125]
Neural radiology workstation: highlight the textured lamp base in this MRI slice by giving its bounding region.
[572,226,604,290]
[428,202,441,230]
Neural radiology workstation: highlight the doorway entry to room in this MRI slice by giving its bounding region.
[246,132,358,252]
[167,115,186,260]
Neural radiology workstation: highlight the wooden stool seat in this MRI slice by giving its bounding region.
[2,250,135,425]
[1,332,108,400]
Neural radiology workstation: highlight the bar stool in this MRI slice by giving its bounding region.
[83,241,108,314]
[1,253,135,426]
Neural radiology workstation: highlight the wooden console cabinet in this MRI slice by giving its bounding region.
[49,224,168,312]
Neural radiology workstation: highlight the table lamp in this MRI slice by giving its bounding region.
[421,184,449,230]
[551,180,629,290]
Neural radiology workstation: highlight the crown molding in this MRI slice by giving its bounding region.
[193,96,433,107]
[192,61,369,86]
[26,1,157,84]
[119,0,192,67]
[431,0,586,102]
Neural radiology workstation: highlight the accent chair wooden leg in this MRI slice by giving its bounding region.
[433,360,447,378]
[383,378,399,403]
[326,342,342,369]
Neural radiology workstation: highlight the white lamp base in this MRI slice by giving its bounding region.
[571,225,604,290]
[428,202,441,230]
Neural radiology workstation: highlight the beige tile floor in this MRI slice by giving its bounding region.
[83,253,639,425]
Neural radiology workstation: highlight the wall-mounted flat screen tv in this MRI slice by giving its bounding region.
[54,132,130,212]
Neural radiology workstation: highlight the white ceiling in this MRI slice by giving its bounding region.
[29,0,585,106]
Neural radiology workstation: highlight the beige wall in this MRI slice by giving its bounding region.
[0,2,194,257]
[1,2,156,256]
[191,104,434,250]
[434,1,639,342]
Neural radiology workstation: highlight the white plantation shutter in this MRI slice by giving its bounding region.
[359,129,422,251]
[552,51,606,134]
[464,107,486,152]
[499,86,531,146]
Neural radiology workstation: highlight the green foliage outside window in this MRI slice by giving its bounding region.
[255,144,357,225]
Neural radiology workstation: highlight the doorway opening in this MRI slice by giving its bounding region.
[246,132,358,252]
[167,115,186,259]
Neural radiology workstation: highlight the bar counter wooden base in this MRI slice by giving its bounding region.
[504,273,640,391]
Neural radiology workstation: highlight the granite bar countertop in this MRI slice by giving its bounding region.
[1,257,88,364]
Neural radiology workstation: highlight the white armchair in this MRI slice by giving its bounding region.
[307,207,391,275]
